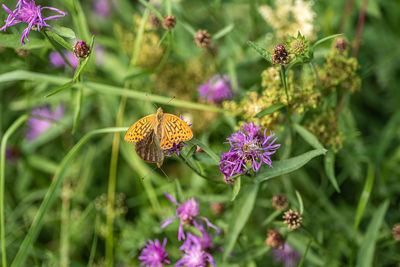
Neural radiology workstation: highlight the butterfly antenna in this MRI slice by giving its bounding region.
[159,167,172,182]
[166,96,176,105]
[139,166,158,181]
[145,93,159,109]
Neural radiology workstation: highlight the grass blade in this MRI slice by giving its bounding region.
[324,150,340,192]
[213,24,234,40]
[295,190,304,214]
[293,124,324,149]
[223,183,259,261]
[254,104,285,118]
[188,138,220,163]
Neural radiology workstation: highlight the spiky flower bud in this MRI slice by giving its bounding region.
[194,30,211,48]
[393,223,400,241]
[149,13,161,29]
[272,194,289,211]
[290,39,307,55]
[334,37,349,53]
[265,229,284,249]
[162,14,176,30]
[272,45,289,65]
[210,202,224,216]
[283,209,302,230]
[73,41,91,60]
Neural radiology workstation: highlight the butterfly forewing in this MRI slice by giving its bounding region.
[124,114,157,143]
[135,129,164,167]
[160,113,193,149]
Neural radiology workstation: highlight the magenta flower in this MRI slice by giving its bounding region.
[0,0,66,45]
[219,122,280,180]
[175,243,216,267]
[180,222,214,252]
[161,192,219,241]
[138,238,170,267]
[197,74,234,103]
[93,0,110,17]
[272,243,301,267]
[26,105,65,141]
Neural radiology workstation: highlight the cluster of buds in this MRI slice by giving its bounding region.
[333,37,349,54]
[265,229,284,249]
[393,223,400,241]
[73,40,91,60]
[272,44,290,65]
[162,14,176,30]
[194,29,211,48]
[272,194,289,211]
[283,209,302,230]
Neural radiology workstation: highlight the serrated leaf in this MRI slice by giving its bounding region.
[255,148,327,182]
[231,177,241,201]
[247,41,273,63]
[254,104,285,118]
[223,183,259,261]
[324,150,340,192]
[294,124,324,149]
[355,200,389,267]
[0,34,50,49]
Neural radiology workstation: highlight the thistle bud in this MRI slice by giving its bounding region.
[272,194,289,211]
[265,230,284,249]
[210,202,224,216]
[333,37,349,54]
[194,30,211,48]
[73,40,91,60]
[283,209,302,230]
[272,45,290,65]
[149,13,161,29]
[162,14,176,30]
[393,223,400,241]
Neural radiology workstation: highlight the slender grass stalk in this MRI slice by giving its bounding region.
[298,238,313,267]
[309,62,319,86]
[11,127,127,267]
[60,181,71,267]
[280,65,293,140]
[88,216,99,267]
[0,114,29,267]
[105,9,150,267]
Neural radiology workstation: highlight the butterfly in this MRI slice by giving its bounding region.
[125,107,193,164]
[134,129,164,168]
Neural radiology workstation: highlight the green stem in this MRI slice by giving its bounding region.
[42,31,74,70]
[309,62,319,86]
[11,127,127,267]
[105,9,150,267]
[0,114,29,267]
[298,238,312,267]
[280,65,293,140]
[60,182,70,267]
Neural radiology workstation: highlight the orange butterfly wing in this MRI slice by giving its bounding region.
[160,113,193,149]
[124,114,157,143]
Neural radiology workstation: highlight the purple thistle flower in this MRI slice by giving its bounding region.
[272,243,301,267]
[138,238,170,267]
[197,74,234,103]
[26,105,65,141]
[219,122,280,179]
[161,192,219,241]
[175,243,216,267]
[93,0,111,17]
[0,0,66,45]
[5,147,20,164]
[180,222,214,252]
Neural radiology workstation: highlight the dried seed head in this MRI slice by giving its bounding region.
[73,40,91,59]
[162,14,176,30]
[265,229,284,249]
[272,194,289,211]
[149,13,161,29]
[283,209,302,230]
[290,39,307,55]
[334,37,349,53]
[210,202,225,216]
[393,223,400,241]
[15,48,30,57]
[194,30,211,48]
[272,44,290,65]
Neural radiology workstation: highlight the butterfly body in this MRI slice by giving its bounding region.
[125,107,193,166]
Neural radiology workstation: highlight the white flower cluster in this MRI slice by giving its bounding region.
[259,0,316,41]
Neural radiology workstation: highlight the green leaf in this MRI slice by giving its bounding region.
[174,179,184,203]
[73,0,90,41]
[138,0,164,20]
[311,33,343,51]
[324,150,340,192]
[353,164,375,235]
[72,87,83,134]
[355,200,389,267]
[188,138,220,164]
[0,34,50,49]
[295,190,304,214]
[293,124,324,149]
[45,31,73,51]
[52,25,76,39]
[45,82,73,98]
[213,24,234,40]
[73,36,96,83]
[247,41,273,63]
[223,183,259,261]
[254,104,285,118]
[255,148,327,182]
[231,177,241,201]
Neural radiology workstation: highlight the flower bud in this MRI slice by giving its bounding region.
[272,194,289,211]
[210,202,224,216]
[162,14,176,30]
[265,229,284,249]
[283,209,302,230]
[194,30,211,48]
[393,223,400,241]
[149,13,161,29]
[73,40,91,60]
[272,45,290,65]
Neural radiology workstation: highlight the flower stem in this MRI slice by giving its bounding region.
[42,31,74,70]
[309,62,319,86]
[280,65,293,141]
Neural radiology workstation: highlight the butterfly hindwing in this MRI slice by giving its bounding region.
[160,113,193,149]
[124,114,157,143]
[135,129,164,167]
